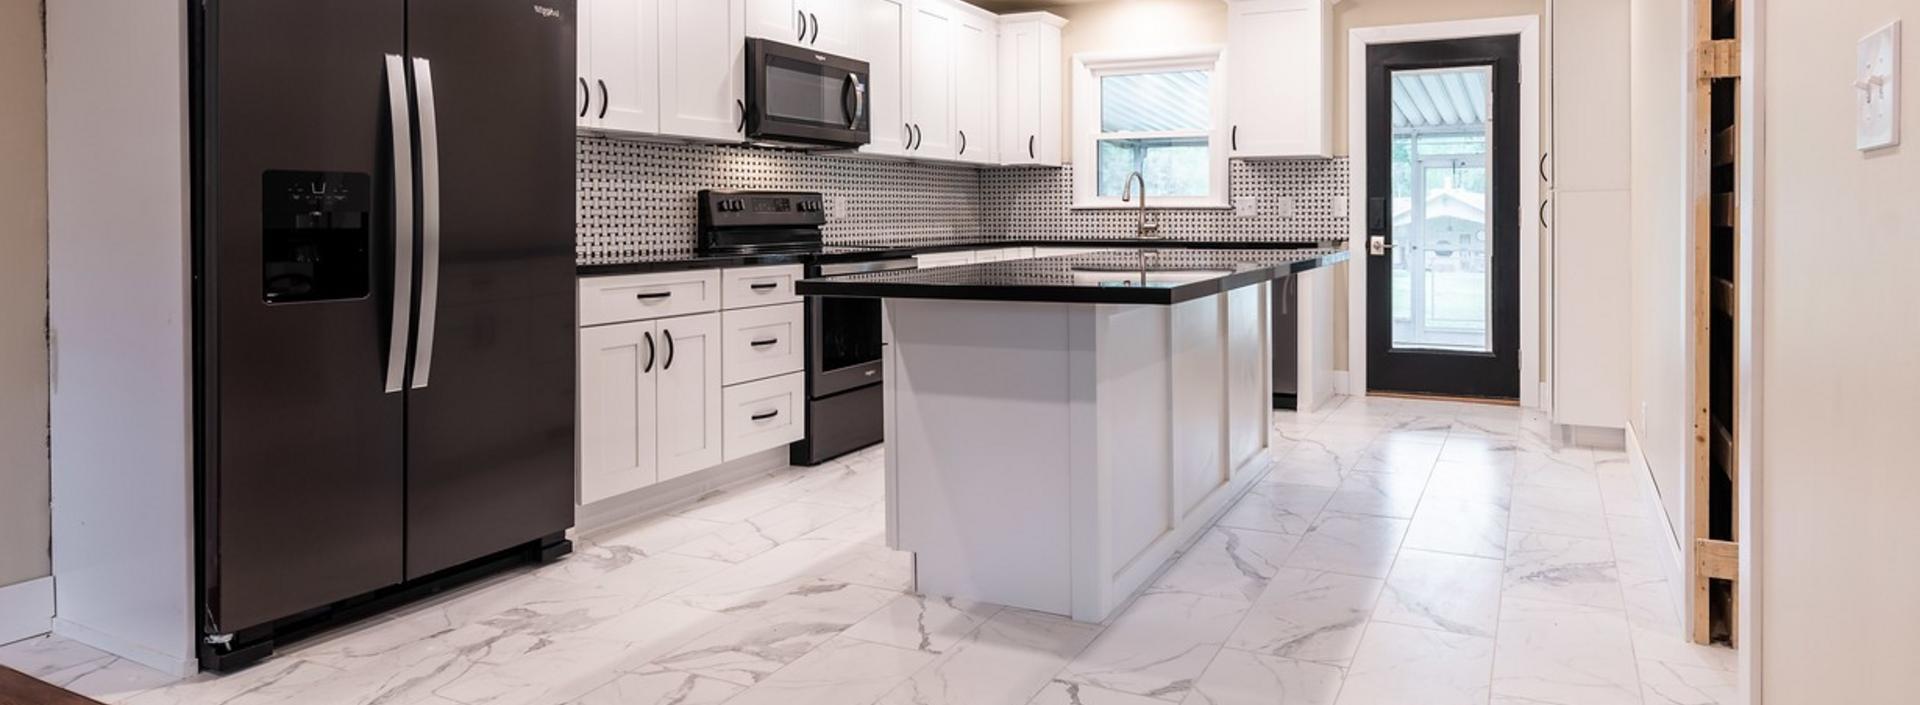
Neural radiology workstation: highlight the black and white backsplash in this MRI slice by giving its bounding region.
[576,136,1350,265]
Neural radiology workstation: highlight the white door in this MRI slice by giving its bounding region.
[746,0,805,44]
[997,21,1042,164]
[1227,0,1328,158]
[578,321,659,504]
[589,0,661,134]
[952,11,995,163]
[656,313,725,481]
[906,0,955,159]
[859,0,911,156]
[660,0,746,142]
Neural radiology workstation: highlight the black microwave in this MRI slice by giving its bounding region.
[745,38,870,149]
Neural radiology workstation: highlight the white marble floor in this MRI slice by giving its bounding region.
[0,396,1739,705]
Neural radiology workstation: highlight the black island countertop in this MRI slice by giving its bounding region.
[794,246,1349,305]
[576,238,1339,277]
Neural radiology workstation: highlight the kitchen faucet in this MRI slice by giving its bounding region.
[1120,171,1160,239]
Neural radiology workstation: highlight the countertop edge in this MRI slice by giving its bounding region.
[576,239,1343,277]
[792,251,1350,306]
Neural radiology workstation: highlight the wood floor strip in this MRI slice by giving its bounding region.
[0,666,106,705]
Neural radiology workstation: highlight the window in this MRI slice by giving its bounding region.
[1072,49,1228,209]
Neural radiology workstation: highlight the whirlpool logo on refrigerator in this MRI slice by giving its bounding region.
[532,4,562,19]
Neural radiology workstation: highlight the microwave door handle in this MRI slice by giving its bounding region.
[382,54,415,394]
[843,74,866,129]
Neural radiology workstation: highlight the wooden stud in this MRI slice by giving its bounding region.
[1689,0,1718,646]
[1695,538,1739,580]
[1700,39,1741,78]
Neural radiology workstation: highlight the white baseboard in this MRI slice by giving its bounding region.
[0,576,54,647]
[52,616,198,677]
[574,447,793,537]
[1536,382,1553,412]
[1331,371,1351,396]
[1627,424,1688,627]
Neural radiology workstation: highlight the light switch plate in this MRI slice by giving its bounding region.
[1333,196,1351,220]
[1857,20,1902,151]
[1232,196,1259,218]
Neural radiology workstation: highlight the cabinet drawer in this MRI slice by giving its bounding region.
[722,303,805,385]
[579,270,721,326]
[723,372,806,462]
[722,265,804,310]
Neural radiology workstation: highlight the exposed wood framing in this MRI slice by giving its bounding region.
[1700,39,1741,78]
[1696,538,1740,580]
[1690,0,1741,648]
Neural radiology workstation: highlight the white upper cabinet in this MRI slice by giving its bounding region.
[996,12,1063,166]
[1225,0,1332,159]
[952,9,997,164]
[748,0,858,58]
[906,0,957,159]
[859,0,913,156]
[1549,0,1631,191]
[659,0,747,142]
[579,0,661,134]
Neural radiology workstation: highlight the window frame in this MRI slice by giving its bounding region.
[1071,47,1230,210]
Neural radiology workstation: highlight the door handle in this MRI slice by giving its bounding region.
[1028,135,1036,159]
[749,282,779,291]
[958,130,967,155]
[1368,235,1396,256]
[382,55,415,394]
[642,330,656,373]
[909,124,921,150]
[750,338,779,348]
[1231,125,1238,151]
[750,409,780,421]
[634,291,673,301]
[736,99,746,133]
[596,79,608,120]
[662,328,676,370]
[577,77,590,118]
[410,57,443,389]
[1539,152,1551,182]
[808,13,820,44]
[797,10,807,41]
[1540,199,1551,229]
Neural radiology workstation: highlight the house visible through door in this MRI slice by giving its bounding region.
[1366,36,1521,399]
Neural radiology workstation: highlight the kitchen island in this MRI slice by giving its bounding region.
[797,247,1347,622]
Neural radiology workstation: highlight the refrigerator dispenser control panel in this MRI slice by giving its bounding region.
[262,170,373,304]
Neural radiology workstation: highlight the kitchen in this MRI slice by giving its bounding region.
[7,0,1874,702]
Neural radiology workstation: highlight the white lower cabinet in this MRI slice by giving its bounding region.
[578,320,661,504]
[723,373,807,462]
[655,312,725,482]
[723,303,805,385]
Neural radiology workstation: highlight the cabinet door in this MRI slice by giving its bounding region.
[1227,0,1330,158]
[589,0,661,134]
[1552,190,1631,428]
[579,321,659,504]
[802,0,858,58]
[859,0,912,156]
[577,0,595,128]
[660,0,746,142]
[746,0,804,44]
[1550,0,1631,191]
[952,11,996,164]
[997,21,1042,164]
[657,313,725,481]
[906,0,955,159]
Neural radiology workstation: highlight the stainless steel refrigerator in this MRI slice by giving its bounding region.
[191,0,577,670]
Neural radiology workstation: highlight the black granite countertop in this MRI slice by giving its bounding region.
[576,238,1338,277]
[794,247,1350,305]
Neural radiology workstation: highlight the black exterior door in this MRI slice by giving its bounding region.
[1365,37,1522,399]
[401,0,577,578]
[200,0,408,633]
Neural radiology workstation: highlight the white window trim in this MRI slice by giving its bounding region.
[1071,47,1230,210]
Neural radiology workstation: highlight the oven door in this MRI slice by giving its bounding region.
[746,38,870,148]
[807,258,914,397]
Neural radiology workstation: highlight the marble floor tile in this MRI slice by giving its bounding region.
[1333,622,1495,705]
[1639,658,1739,705]
[1503,532,1623,610]
[1509,484,1613,539]
[1322,472,1429,519]
[1267,459,1348,489]
[1217,483,1335,536]
[1226,568,1384,665]
[538,551,734,601]
[1620,577,1682,632]
[803,503,888,545]
[1609,521,1676,583]
[1348,438,1444,475]
[1149,527,1299,604]
[1029,680,1174,705]
[584,513,732,557]
[1057,591,1251,701]
[650,580,898,685]
[565,666,745,705]
[1284,437,1373,472]
[1372,549,1504,638]
[1630,623,1738,672]
[1437,436,1522,467]
[1594,454,1653,519]
[1491,598,1641,705]
[1179,648,1342,705]
[1286,512,1410,579]
[841,593,1004,654]
[1423,460,1515,508]
[665,538,891,613]
[1401,496,1508,559]
[719,635,935,705]
[119,658,345,705]
[875,608,1102,705]
[667,501,860,563]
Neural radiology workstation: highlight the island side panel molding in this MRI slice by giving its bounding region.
[1227,284,1269,473]
[1171,297,1230,524]
[1092,306,1175,588]
[888,299,1077,615]
[1296,265,1340,411]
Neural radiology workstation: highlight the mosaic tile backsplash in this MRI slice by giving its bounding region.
[575,136,1350,265]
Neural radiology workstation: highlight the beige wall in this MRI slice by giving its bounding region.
[0,0,50,591]
[1329,0,1545,154]
[1627,0,1689,539]
[1759,0,1919,700]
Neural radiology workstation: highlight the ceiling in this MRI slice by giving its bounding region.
[966,0,1107,12]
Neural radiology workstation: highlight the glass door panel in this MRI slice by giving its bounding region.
[1388,66,1492,353]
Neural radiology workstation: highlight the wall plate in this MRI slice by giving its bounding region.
[1857,20,1902,151]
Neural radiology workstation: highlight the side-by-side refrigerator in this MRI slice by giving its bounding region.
[192,0,577,670]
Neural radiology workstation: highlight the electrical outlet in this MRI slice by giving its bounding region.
[1274,196,1296,219]
[1333,196,1351,219]
[1232,196,1259,218]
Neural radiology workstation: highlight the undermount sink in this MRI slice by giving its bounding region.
[1070,268,1233,287]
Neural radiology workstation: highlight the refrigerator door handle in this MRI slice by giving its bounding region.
[410,57,443,390]
[383,54,416,394]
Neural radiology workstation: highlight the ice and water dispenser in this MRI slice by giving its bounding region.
[261,170,373,303]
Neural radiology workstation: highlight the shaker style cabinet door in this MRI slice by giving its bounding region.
[1225,0,1331,158]
[584,0,661,134]
[906,0,956,159]
[952,10,996,164]
[660,0,746,142]
[656,313,726,481]
[579,321,660,504]
[995,13,1063,166]
[746,0,804,43]
[859,0,912,156]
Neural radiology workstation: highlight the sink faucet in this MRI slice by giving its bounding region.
[1120,171,1160,239]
